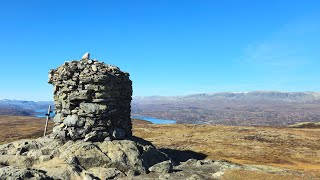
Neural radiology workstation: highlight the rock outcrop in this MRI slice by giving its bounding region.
[0,137,170,179]
[0,137,302,179]
[48,57,132,141]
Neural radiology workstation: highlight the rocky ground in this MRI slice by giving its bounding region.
[0,116,319,179]
[0,137,170,179]
[133,121,320,179]
[0,137,305,180]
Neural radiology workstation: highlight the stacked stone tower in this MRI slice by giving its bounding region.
[48,53,132,141]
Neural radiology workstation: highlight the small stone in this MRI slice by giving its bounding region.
[184,159,198,165]
[86,167,125,180]
[159,174,171,180]
[83,173,97,180]
[77,117,85,127]
[80,103,107,114]
[67,127,83,139]
[71,109,79,114]
[187,174,201,180]
[68,156,80,165]
[82,52,90,60]
[104,136,111,142]
[68,90,90,101]
[196,160,203,166]
[212,171,224,179]
[92,65,97,72]
[63,114,79,127]
[126,169,140,177]
[52,123,65,133]
[52,129,67,139]
[39,155,51,163]
[84,131,109,142]
[148,160,173,173]
[112,128,125,139]
[91,99,107,103]
[53,113,63,123]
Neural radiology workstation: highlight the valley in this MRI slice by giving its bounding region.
[132,91,320,126]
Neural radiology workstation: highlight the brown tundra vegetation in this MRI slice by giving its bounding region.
[1,116,319,179]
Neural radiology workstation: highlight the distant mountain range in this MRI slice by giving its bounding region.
[0,99,53,116]
[2,91,320,126]
[132,91,320,126]
[134,91,320,103]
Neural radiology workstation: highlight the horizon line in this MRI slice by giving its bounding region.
[2,90,320,102]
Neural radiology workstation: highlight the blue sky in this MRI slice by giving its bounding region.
[0,0,320,101]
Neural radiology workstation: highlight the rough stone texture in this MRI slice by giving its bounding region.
[148,160,173,174]
[0,137,170,179]
[48,58,132,141]
[0,166,53,180]
[0,138,300,179]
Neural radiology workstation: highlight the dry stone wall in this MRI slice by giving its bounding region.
[48,56,132,141]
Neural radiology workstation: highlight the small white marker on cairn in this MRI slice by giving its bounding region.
[82,52,90,60]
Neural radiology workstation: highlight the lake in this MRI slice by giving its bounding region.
[35,109,51,118]
[35,110,176,124]
[132,116,176,124]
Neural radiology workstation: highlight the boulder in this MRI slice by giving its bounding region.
[148,160,173,173]
[0,137,171,179]
[86,167,125,179]
[0,166,52,179]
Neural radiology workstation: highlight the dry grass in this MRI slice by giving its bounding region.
[0,115,53,144]
[133,123,320,178]
[222,169,315,180]
[0,116,319,179]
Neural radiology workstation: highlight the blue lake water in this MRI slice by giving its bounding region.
[132,116,176,124]
[35,109,176,124]
[35,109,50,118]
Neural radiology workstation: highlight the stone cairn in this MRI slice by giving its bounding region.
[48,52,132,141]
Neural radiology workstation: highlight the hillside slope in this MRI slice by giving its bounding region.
[133,123,320,178]
[0,116,319,179]
[0,100,53,116]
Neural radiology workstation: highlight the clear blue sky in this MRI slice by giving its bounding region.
[0,0,320,101]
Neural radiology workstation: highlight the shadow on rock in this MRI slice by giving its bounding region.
[127,136,154,146]
[128,136,207,164]
[159,148,207,165]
